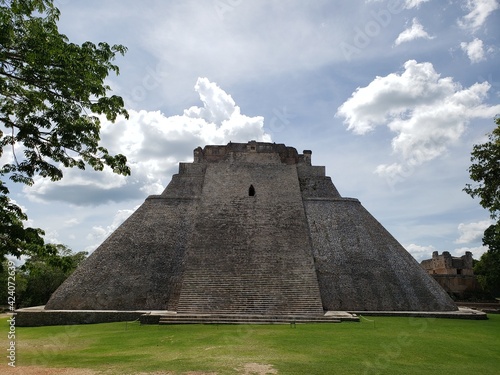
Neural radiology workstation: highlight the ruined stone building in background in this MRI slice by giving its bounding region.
[421,251,481,299]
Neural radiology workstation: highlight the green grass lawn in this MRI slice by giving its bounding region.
[2,314,499,374]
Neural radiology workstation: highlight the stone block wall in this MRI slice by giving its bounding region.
[45,141,458,316]
[45,196,199,310]
[176,159,324,315]
[17,310,144,327]
[421,251,474,276]
[305,198,457,311]
[432,275,482,299]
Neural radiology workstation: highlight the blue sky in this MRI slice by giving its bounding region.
[6,0,500,262]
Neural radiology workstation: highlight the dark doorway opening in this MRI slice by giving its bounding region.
[249,185,256,196]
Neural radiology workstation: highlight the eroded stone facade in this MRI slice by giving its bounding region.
[421,251,480,299]
[421,251,474,275]
[46,141,457,313]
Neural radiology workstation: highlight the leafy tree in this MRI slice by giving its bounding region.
[1,0,130,259]
[0,180,46,258]
[0,244,88,308]
[474,251,500,298]
[465,117,500,297]
[482,222,500,254]
[464,117,500,222]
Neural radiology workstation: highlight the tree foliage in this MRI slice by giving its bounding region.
[0,180,45,258]
[0,0,129,259]
[464,117,500,221]
[474,250,500,298]
[465,117,500,297]
[464,116,500,256]
[0,244,87,308]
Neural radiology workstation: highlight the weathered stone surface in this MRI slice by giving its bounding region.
[45,197,198,310]
[176,161,323,315]
[421,251,474,275]
[305,198,457,311]
[45,141,457,313]
[420,251,481,300]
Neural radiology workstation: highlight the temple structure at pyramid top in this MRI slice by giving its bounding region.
[45,141,457,314]
[192,141,313,165]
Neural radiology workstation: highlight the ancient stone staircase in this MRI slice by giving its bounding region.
[171,163,325,316]
[139,312,359,325]
[176,272,323,315]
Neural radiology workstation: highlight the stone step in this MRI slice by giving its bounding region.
[176,300,323,314]
[176,176,325,316]
[155,314,351,324]
[175,308,325,314]
[139,312,360,325]
[176,293,322,299]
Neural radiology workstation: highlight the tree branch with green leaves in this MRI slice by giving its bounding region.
[1,0,130,259]
[464,117,500,297]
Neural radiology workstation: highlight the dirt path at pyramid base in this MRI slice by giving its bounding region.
[3,365,276,375]
[3,369,211,375]
[3,367,98,375]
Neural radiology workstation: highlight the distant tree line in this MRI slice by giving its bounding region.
[0,244,86,309]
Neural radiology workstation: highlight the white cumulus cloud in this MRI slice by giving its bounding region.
[365,0,430,9]
[460,38,487,63]
[453,246,489,259]
[336,60,500,182]
[455,220,493,244]
[405,243,436,261]
[395,18,434,46]
[25,77,272,206]
[458,0,499,32]
[403,0,430,8]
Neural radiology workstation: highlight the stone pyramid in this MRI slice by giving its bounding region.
[46,141,457,314]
